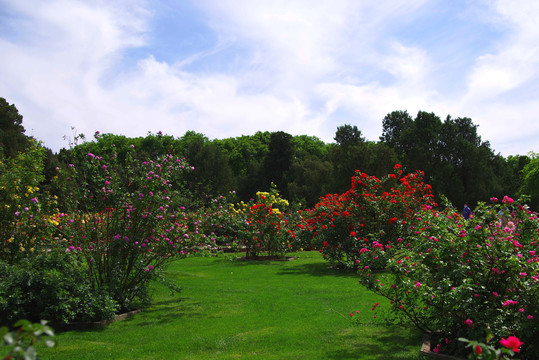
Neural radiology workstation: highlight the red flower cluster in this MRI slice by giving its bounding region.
[297,165,436,268]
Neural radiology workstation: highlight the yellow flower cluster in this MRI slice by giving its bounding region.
[255,191,289,208]
[24,186,38,197]
[230,200,249,214]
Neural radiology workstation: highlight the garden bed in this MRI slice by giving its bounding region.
[420,334,463,360]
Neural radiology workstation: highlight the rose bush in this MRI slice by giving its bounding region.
[52,144,206,311]
[358,197,538,359]
[298,165,436,268]
[231,184,292,258]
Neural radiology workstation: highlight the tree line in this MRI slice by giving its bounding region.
[1,97,538,210]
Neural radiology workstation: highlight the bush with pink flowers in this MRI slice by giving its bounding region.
[357,196,538,359]
[52,144,207,312]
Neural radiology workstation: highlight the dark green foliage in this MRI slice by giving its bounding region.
[0,253,118,325]
[519,153,539,209]
[328,125,400,194]
[262,131,294,193]
[180,132,235,204]
[380,110,414,158]
[330,125,368,193]
[334,124,365,148]
[380,110,517,207]
[0,97,31,158]
[286,156,334,207]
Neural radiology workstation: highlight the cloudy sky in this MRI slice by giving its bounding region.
[1,0,538,156]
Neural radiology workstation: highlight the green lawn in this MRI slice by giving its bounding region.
[38,252,424,359]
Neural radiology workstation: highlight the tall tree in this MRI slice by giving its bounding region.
[179,131,234,204]
[286,155,334,207]
[262,131,294,193]
[380,110,414,158]
[0,97,31,157]
[380,110,514,207]
[520,152,539,210]
[334,124,365,148]
[330,125,368,193]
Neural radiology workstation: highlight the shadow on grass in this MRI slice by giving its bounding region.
[275,261,358,278]
[134,297,205,326]
[54,297,203,333]
[326,327,424,360]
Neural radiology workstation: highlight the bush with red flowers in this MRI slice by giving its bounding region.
[298,165,436,268]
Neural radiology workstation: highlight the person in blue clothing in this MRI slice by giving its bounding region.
[463,203,472,220]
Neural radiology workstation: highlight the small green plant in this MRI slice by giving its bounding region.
[0,252,118,325]
[1,319,55,360]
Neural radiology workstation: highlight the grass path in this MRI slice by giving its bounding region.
[39,252,424,359]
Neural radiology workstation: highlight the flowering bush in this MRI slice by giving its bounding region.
[53,145,204,311]
[233,184,292,258]
[189,191,243,252]
[299,165,436,268]
[358,197,538,359]
[0,142,52,264]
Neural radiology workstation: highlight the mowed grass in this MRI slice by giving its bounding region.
[38,252,424,359]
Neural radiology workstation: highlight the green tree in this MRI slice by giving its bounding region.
[181,133,234,204]
[380,110,414,159]
[286,156,334,207]
[334,124,364,149]
[520,152,539,210]
[0,97,31,158]
[214,132,271,177]
[262,131,295,193]
[506,154,530,194]
[214,132,271,200]
[329,125,367,193]
[292,135,330,160]
[380,110,514,207]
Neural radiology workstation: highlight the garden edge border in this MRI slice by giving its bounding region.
[51,309,141,332]
[420,334,464,360]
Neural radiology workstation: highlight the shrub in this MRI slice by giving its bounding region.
[0,252,118,325]
[358,197,538,359]
[191,191,243,252]
[0,142,51,264]
[299,165,435,268]
[52,144,205,311]
[233,184,292,258]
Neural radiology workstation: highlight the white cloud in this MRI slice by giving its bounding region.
[457,0,539,152]
[0,0,538,156]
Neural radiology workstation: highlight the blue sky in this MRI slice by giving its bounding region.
[1,0,538,156]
